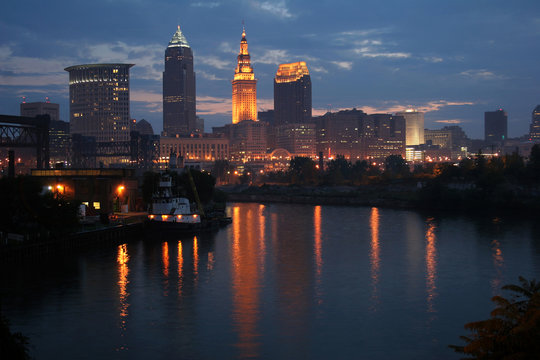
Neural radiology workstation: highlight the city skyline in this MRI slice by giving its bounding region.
[1,0,540,139]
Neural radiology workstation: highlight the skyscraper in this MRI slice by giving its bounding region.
[484,109,507,144]
[65,63,133,143]
[274,61,312,125]
[529,105,540,141]
[20,100,60,121]
[396,109,424,146]
[232,27,257,124]
[163,25,196,137]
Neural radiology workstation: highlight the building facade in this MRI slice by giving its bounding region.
[485,109,508,144]
[159,135,229,162]
[65,63,133,144]
[396,109,424,146]
[20,101,60,121]
[274,62,312,126]
[163,25,196,136]
[529,105,540,142]
[232,28,257,124]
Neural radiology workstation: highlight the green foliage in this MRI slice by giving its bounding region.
[0,315,30,360]
[450,276,540,359]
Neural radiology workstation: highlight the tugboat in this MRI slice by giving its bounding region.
[146,168,231,233]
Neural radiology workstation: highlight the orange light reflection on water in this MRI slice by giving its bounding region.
[177,241,183,297]
[491,239,504,294]
[231,205,261,359]
[369,207,380,311]
[117,244,130,321]
[425,219,438,314]
[193,236,199,285]
[314,206,322,278]
[162,242,170,296]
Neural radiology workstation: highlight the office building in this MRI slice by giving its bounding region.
[20,100,59,121]
[163,25,196,136]
[274,62,311,126]
[65,63,133,143]
[232,28,257,124]
[484,109,507,144]
[396,109,424,146]
[529,105,540,142]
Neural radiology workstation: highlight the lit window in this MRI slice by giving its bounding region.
[93,202,101,210]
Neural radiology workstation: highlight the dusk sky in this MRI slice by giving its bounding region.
[1,0,540,139]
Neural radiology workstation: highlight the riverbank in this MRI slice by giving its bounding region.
[220,182,540,215]
[221,183,418,208]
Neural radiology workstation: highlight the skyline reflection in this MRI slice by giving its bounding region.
[370,207,380,311]
[425,219,438,315]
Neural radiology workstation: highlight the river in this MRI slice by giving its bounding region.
[2,202,540,359]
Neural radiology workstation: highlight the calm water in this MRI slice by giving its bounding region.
[2,203,540,359]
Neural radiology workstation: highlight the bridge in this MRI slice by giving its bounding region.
[0,114,50,171]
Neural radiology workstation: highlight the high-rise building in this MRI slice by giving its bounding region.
[20,100,59,121]
[274,62,312,125]
[232,27,257,124]
[529,105,540,142]
[396,109,424,146]
[163,25,196,136]
[484,109,507,144]
[65,63,133,143]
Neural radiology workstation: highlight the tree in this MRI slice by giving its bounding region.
[384,155,409,177]
[289,157,318,185]
[0,315,30,359]
[450,276,540,359]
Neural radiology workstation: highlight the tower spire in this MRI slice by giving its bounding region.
[232,26,257,124]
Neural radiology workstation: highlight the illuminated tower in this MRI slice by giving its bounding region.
[274,61,312,125]
[396,109,424,146]
[232,27,257,124]
[163,25,196,136]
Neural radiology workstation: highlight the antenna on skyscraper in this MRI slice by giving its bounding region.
[45,96,50,103]
[22,96,26,103]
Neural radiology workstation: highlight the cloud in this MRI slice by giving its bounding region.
[331,61,353,70]
[309,65,328,74]
[218,42,237,54]
[198,70,227,81]
[80,41,163,81]
[131,90,162,112]
[191,2,220,8]
[0,74,66,86]
[198,55,232,70]
[253,49,290,65]
[423,56,443,63]
[250,1,294,19]
[354,47,411,59]
[312,100,475,117]
[435,119,465,124]
[460,69,506,80]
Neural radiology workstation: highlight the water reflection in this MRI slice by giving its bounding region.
[162,241,170,296]
[117,243,130,351]
[177,241,183,297]
[231,205,262,358]
[491,239,504,294]
[369,207,380,311]
[425,219,438,315]
[193,236,199,285]
[314,206,323,279]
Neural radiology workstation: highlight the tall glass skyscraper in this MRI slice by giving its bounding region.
[65,63,133,143]
[274,61,312,126]
[529,105,540,141]
[163,25,196,136]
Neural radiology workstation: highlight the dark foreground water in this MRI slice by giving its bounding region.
[2,203,540,359]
